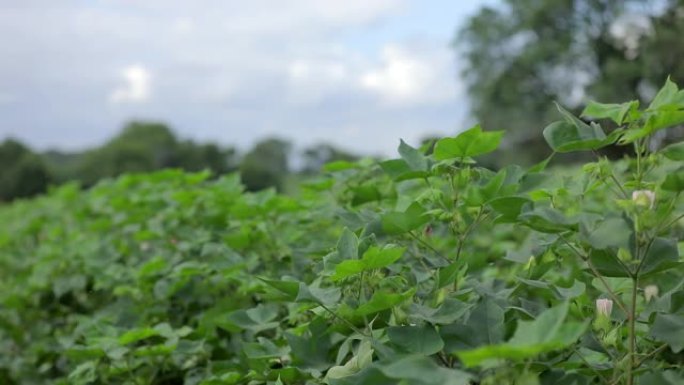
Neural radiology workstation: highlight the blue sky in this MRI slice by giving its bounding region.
[0,0,497,156]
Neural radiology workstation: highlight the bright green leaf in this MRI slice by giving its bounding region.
[434,125,504,160]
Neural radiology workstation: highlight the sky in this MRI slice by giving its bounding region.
[0,0,497,157]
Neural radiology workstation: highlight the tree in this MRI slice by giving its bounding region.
[457,0,684,164]
[240,138,291,192]
[0,139,51,201]
[301,143,358,174]
[74,121,237,186]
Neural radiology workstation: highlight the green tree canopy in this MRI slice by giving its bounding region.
[301,143,358,174]
[240,138,291,192]
[457,0,684,164]
[0,139,51,201]
[74,121,237,186]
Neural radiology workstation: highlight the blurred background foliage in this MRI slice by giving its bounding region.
[459,0,684,164]
[2,0,683,201]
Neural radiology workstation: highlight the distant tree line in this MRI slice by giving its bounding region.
[0,121,358,202]
[457,0,684,165]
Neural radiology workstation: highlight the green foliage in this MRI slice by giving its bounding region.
[457,0,684,164]
[1,81,684,384]
[75,121,238,186]
[239,138,291,192]
[0,139,51,201]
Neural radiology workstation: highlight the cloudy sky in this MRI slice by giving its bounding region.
[0,0,495,157]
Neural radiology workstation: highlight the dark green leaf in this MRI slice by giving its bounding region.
[662,141,684,161]
[662,168,684,192]
[639,237,680,277]
[650,313,684,353]
[381,202,430,235]
[387,325,444,355]
[456,302,588,367]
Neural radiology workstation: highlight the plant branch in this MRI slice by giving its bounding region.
[559,234,629,316]
[408,230,451,263]
[627,276,638,385]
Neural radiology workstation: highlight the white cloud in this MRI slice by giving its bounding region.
[360,44,457,105]
[173,17,194,34]
[0,0,472,153]
[286,57,354,104]
[110,64,151,103]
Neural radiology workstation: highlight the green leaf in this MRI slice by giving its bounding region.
[409,299,472,325]
[259,278,340,305]
[243,337,288,359]
[581,217,632,250]
[226,304,280,333]
[353,289,416,317]
[434,125,503,160]
[398,139,428,171]
[324,160,359,172]
[543,102,615,152]
[381,202,430,235]
[441,298,504,353]
[662,141,684,161]
[648,77,684,110]
[379,355,472,385]
[332,245,405,281]
[326,339,373,380]
[489,196,532,222]
[589,249,631,277]
[650,313,684,353]
[465,169,508,206]
[455,302,588,367]
[387,325,444,355]
[328,367,395,385]
[118,327,160,345]
[638,370,684,385]
[437,262,461,289]
[582,100,638,125]
[543,118,609,153]
[361,245,405,270]
[554,280,586,299]
[286,332,332,371]
[351,184,382,206]
[639,237,680,277]
[337,228,359,260]
[518,206,579,233]
[379,159,428,181]
[662,168,684,192]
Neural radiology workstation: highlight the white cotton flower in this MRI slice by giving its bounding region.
[644,285,659,302]
[596,298,613,317]
[632,190,656,209]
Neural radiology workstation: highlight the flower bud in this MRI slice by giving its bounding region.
[594,298,614,333]
[596,298,613,317]
[632,190,655,209]
[644,285,659,302]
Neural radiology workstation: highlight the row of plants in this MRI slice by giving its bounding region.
[1,79,683,384]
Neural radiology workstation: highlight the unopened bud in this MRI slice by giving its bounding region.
[632,190,655,209]
[644,285,659,302]
[596,298,613,317]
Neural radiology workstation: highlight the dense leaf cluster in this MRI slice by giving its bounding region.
[1,81,683,384]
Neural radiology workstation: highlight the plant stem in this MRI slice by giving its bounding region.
[626,276,638,385]
[408,230,450,263]
[559,234,629,315]
[319,304,370,337]
[455,207,486,262]
[635,343,668,368]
